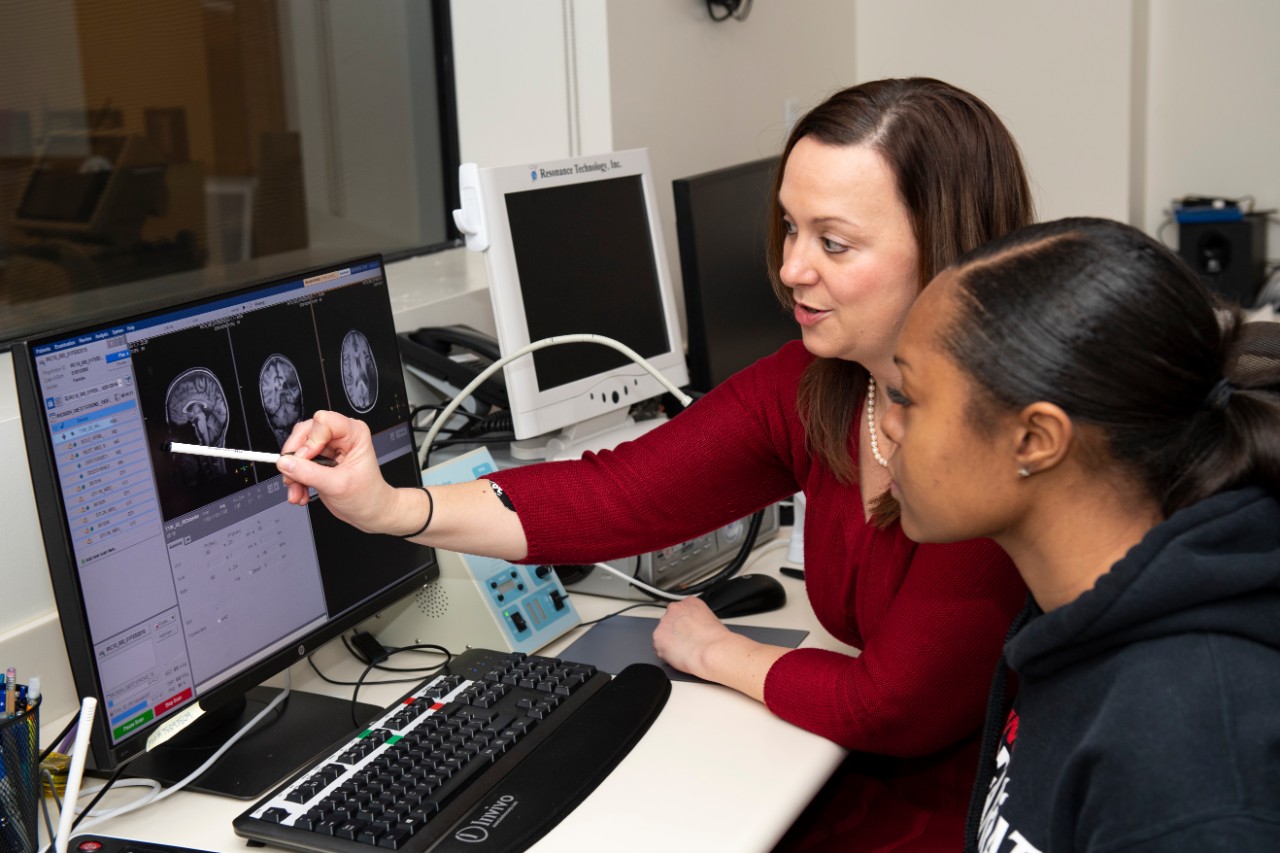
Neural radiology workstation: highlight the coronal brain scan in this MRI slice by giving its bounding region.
[259,354,303,446]
[340,329,378,413]
[166,367,230,483]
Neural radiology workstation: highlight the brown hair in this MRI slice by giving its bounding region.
[765,78,1034,524]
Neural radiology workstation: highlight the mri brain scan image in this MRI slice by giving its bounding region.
[165,367,230,483]
[340,329,378,413]
[259,354,303,446]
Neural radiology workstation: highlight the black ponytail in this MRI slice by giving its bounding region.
[944,217,1280,517]
[1170,317,1280,510]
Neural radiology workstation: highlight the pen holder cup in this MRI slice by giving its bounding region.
[0,694,40,853]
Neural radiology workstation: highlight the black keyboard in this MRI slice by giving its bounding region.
[233,649,670,852]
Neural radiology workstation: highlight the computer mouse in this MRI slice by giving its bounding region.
[698,574,787,618]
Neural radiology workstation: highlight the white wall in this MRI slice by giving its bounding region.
[854,0,1138,223]
[603,0,857,326]
[853,0,1280,254]
[450,1,580,167]
[1144,0,1280,250]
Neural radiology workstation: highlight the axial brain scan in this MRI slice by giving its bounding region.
[259,354,303,446]
[340,329,378,413]
[165,367,229,483]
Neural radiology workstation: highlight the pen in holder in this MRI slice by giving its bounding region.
[55,698,97,853]
[0,692,41,853]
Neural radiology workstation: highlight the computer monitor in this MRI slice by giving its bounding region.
[673,156,798,392]
[13,131,169,247]
[12,256,437,798]
[454,149,689,458]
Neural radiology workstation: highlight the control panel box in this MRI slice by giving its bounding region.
[362,448,580,654]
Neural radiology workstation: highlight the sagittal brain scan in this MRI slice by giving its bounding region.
[166,367,230,483]
[259,354,303,446]
[340,329,378,413]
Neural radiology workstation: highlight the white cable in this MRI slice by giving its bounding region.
[590,562,690,601]
[52,673,292,842]
[80,778,162,816]
[53,698,97,853]
[590,528,788,600]
[419,333,694,468]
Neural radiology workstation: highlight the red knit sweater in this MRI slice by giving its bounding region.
[486,341,1026,849]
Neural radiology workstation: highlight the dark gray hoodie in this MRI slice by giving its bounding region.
[967,487,1280,852]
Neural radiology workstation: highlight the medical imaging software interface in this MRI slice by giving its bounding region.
[30,260,419,746]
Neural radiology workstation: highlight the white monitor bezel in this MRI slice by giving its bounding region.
[467,148,689,442]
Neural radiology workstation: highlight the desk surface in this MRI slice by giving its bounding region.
[52,534,852,852]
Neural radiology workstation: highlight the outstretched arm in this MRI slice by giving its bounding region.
[276,410,529,560]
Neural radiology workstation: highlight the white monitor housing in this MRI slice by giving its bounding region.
[453,149,689,459]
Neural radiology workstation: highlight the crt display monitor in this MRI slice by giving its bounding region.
[457,148,689,450]
[13,256,437,796]
[13,131,169,246]
[673,156,798,392]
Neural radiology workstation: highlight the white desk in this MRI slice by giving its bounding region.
[46,535,851,852]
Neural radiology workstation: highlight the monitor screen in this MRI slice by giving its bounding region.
[505,175,671,392]
[460,149,689,454]
[673,156,798,392]
[13,256,437,796]
[14,133,123,225]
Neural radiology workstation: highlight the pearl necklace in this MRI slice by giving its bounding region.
[866,375,889,468]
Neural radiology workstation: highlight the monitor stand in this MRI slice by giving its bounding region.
[116,687,381,800]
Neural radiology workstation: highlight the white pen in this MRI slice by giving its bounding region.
[54,697,97,853]
[166,441,338,467]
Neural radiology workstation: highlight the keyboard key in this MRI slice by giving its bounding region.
[379,825,413,849]
[333,818,367,840]
[313,817,341,836]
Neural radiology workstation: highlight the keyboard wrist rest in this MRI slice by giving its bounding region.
[429,662,671,852]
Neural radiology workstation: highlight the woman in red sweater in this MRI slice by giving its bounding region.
[279,78,1032,850]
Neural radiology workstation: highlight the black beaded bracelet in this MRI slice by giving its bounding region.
[401,486,434,538]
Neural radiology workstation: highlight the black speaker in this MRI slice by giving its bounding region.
[1178,213,1267,305]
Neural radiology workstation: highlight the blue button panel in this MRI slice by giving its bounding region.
[485,563,576,642]
[421,447,581,652]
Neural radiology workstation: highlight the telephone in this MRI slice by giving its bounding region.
[397,324,508,408]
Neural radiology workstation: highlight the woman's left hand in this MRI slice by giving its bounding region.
[652,596,733,678]
[653,594,790,703]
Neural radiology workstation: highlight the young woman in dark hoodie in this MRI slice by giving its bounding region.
[881,216,1280,852]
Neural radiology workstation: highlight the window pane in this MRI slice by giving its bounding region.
[0,0,458,343]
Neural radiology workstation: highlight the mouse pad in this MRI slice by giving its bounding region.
[561,615,808,683]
